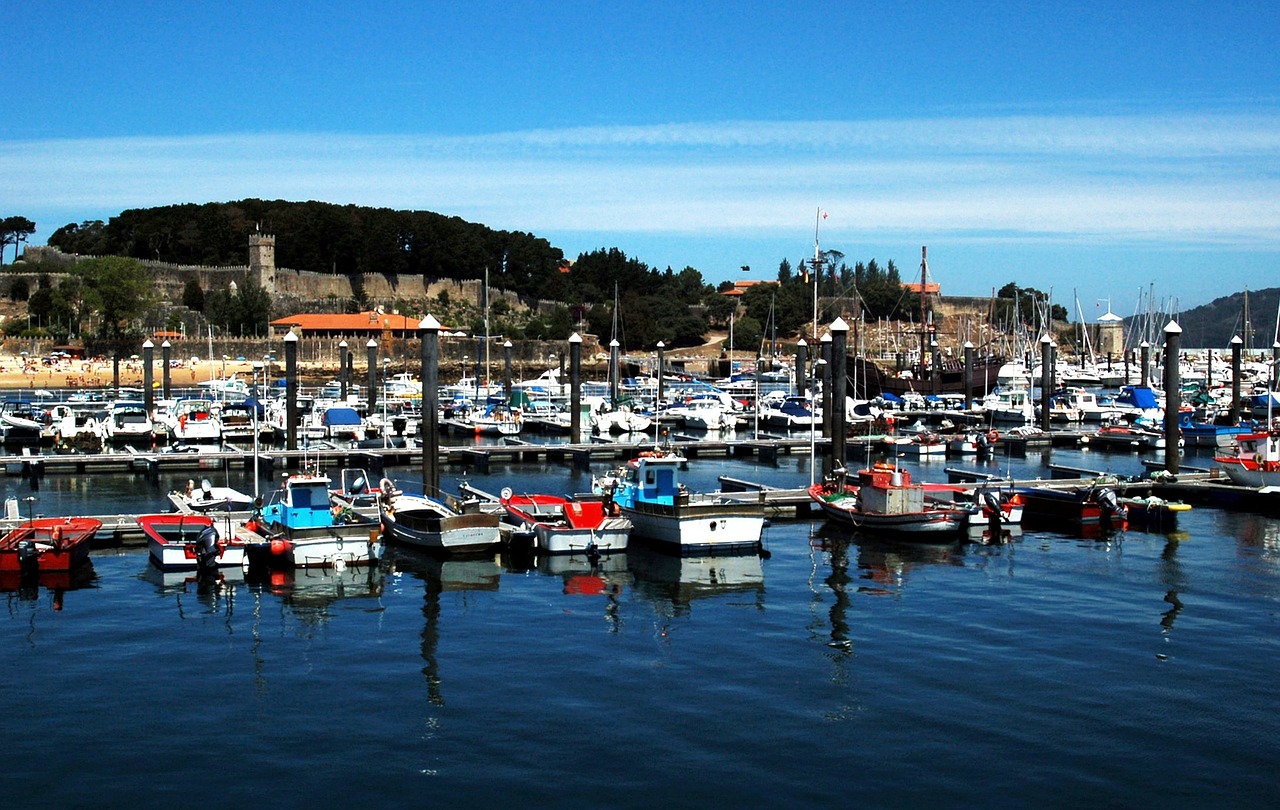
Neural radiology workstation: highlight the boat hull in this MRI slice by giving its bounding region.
[246,524,383,568]
[1216,460,1280,488]
[381,501,501,554]
[812,497,966,538]
[620,498,764,553]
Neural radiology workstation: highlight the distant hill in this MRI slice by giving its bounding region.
[46,198,568,298]
[1161,287,1280,349]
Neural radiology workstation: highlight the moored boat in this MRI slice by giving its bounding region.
[1013,484,1128,533]
[0,517,101,574]
[808,464,968,540]
[379,481,502,554]
[1214,427,1280,487]
[499,490,631,555]
[137,512,246,571]
[593,450,765,553]
[243,468,382,569]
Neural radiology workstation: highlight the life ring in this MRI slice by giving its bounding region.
[987,429,999,443]
[379,477,395,495]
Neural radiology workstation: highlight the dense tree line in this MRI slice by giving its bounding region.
[48,199,566,298]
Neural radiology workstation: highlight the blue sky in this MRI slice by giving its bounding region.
[3,1,1278,317]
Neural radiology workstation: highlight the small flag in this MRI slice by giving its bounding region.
[801,265,810,284]
[821,210,828,219]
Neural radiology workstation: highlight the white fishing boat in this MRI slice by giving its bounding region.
[593,450,765,553]
[1214,427,1280,487]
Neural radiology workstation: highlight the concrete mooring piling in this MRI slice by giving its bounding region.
[503,340,512,399]
[420,315,441,496]
[366,339,378,414]
[609,339,620,408]
[1164,321,1182,474]
[569,333,582,442]
[1040,334,1052,432]
[796,339,808,398]
[1230,335,1243,425]
[830,318,849,474]
[142,340,154,416]
[1140,341,1150,387]
[931,339,941,396]
[161,340,171,399]
[656,341,666,406]
[820,333,833,456]
[112,353,120,391]
[963,341,974,410]
[284,332,298,452]
[339,340,348,400]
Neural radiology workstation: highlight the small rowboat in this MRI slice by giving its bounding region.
[136,513,246,571]
[0,517,101,574]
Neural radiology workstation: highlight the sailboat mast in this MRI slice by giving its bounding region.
[484,266,491,392]
[919,246,929,372]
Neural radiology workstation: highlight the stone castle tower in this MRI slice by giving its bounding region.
[249,231,276,294]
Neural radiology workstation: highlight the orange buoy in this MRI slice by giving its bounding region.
[270,538,290,556]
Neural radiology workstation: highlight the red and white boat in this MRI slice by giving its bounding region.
[136,513,246,571]
[809,464,969,539]
[1214,427,1280,487]
[500,490,631,555]
[0,517,101,573]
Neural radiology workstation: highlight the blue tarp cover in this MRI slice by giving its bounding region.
[322,407,362,426]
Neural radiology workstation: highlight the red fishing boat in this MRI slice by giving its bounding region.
[0,517,101,573]
[136,513,246,571]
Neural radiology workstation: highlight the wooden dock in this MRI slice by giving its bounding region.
[0,435,830,479]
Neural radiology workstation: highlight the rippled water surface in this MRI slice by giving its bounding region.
[1,446,1277,807]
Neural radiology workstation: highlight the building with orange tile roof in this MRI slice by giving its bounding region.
[269,310,439,339]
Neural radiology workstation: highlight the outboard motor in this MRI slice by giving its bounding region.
[1096,487,1120,533]
[981,490,1004,534]
[16,539,39,578]
[194,526,221,570]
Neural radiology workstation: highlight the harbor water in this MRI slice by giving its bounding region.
[1,444,1277,807]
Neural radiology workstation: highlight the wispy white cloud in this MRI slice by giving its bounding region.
[4,112,1279,253]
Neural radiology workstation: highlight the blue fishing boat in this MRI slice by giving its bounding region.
[1177,412,1251,448]
[243,468,382,569]
[593,450,765,553]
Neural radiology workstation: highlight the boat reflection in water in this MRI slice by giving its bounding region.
[0,561,97,611]
[390,548,502,707]
[250,563,386,627]
[139,562,244,618]
[626,543,764,615]
[537,552,629,632]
